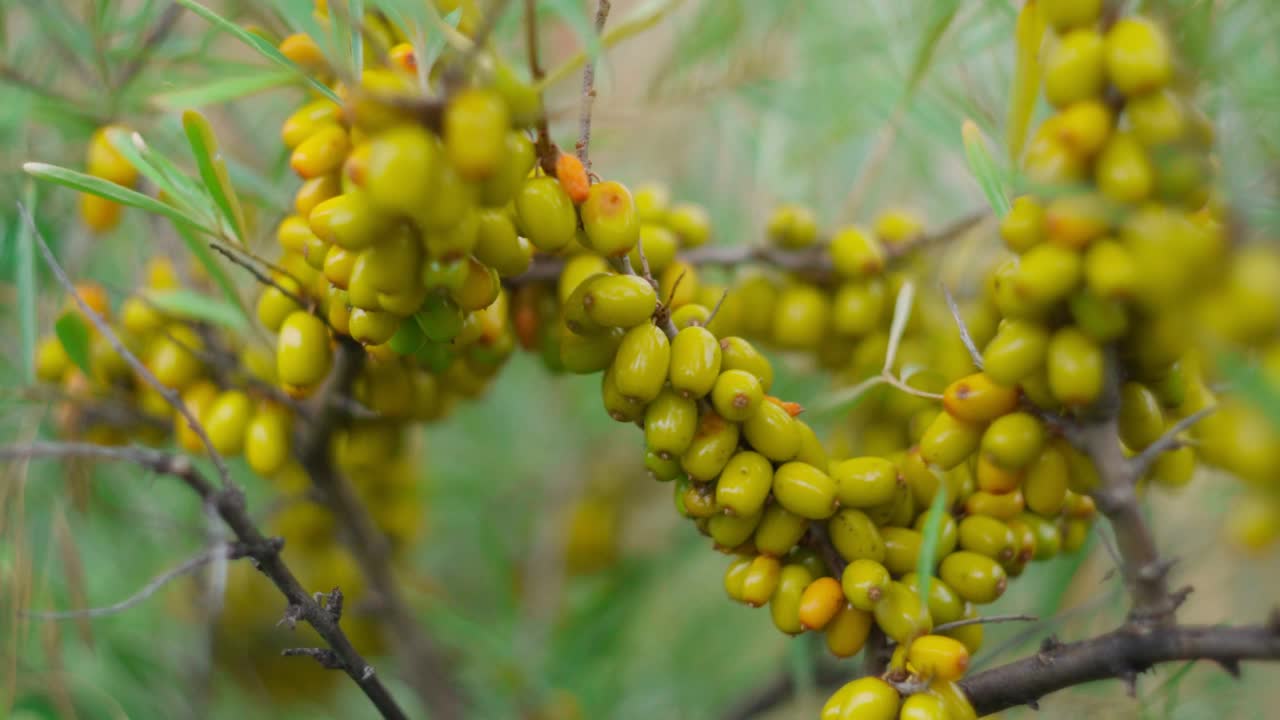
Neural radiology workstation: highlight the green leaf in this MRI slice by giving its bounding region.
[905,0,959,93]
[16,183,38,383]
[170,223,252,328]
[1218,351,1280,429]
[914,478,949,604]
[22,162,211,234]
[152,70,296,109]
[182,110,247,243]
[54,311,93,376]
[962,119,1011,218]
[103,127,214,223]
[174,0,342,104]
[144,288,248,331]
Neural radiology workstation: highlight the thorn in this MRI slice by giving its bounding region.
[282,647,344,670]
[1040,634,1062,653]
[325,587,344,621]
[361,665,375,681]
[278,603,303,630]
[1169,585,1194,611]
[1027,699,1040,711]
[1121,670,1138,697]
[1214,658,1242,678]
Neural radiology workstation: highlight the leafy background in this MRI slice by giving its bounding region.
[1,0,1279,718]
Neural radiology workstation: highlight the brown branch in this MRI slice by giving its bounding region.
[524,0,557,173]
[576,0,612,167]
[1129,406,1215,479]
[19,203,233,489]
[295,338,465,718]
[0,441,410,720]
[959,620,1280,716]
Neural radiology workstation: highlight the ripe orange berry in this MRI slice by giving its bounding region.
[556,152,591,204]
[798,576,845,630]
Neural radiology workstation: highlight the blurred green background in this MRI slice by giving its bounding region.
[2,1,1279,718]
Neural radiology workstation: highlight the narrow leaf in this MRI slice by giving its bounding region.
[883,280,916,373]
[104,128,212,222]
[54,312,93,376]
[905,1,959,93]
[962,120,1012,218]
[175,0,342,103]
[152,70,295,109]
[144,288,248,331]
[182,110,247,244]
[16,183,38,383]
[1007,0,1045,160]
[22,162,211,234]
[915,478,949,604]
[171,223,252,328]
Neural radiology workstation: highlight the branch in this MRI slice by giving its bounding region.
[0,441,410,720]
[576,1,612,167]
[524,0,557,173]
[19,204,233,489]
[959,620,1280,716]
[1129,405,1215,479]
[296,338,466,718]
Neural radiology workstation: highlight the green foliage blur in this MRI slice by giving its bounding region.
[1,1,1279,718]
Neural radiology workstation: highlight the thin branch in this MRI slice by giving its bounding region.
[25,545,238,620]
[524,0,556,173]
[941,282,982,369]
[19,203,233,489]
[0,441,410,720]
[576,0,612,167]
[959,620,1280,716]
[1129,406,1216,480]
[932,613,1037,633]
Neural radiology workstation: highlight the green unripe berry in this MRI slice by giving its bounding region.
[772,283,829,350]
[881,527,925,576]
[365,126,439,216]
[715,450,774,517]
[754,504,809,557]
[821,677,899,720]
[829,509,886,564]
[581,181,641,257]
[980,412,1045,470]
[767,203,819,249]
[612,323,670,403]
[873,581,933,644]
[583,274,658,329]
[515,177,576,252]
[473,209,533,277]
[669,325,722,398]
[711,369,764,422]
[680,411,741,482]
[719,336,775,392]
[982,319,1051,386]
[829,225,885,278]
[831,280,887,337]
[773,461,838,519]
[444,89,510,180]
[1047,326,1105,408]
[830,456,900,508]
[958,515,1018,564]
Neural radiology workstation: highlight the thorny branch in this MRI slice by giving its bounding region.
[0,441,410,720]
[576,1,612,167]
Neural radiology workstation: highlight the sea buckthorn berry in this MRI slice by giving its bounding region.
[1224,494,1280,553]
[515,177,576,252]
[874,581,933,644]
[80,193,123,233]
[554,152,590,204]
[770,564,814,635]
[930,681,979,720]
[831,279,887,337]
[35,336,71,383]
[1054,100,1114,157]
[1070,289,1129,342]
[1019,512,1062,560]
[491,60,543,128]
[982,319,1050,386]
[294,173,341,217]
[899,693,948,720]
[773,462,838,519]
[600,364,644,423]
[719,336,775,391]
[290,124,349,179]
[613,323,670,403]
[900,573,964,626]
[204,390,253,456]
[711,369,764,422]
[767,203,818,249]
[365,126,438,215]
[1041,0,1101,31]
[1148,445,1195,488]
[1014,243,1082,305]
[830,511,886,566]
[754,504,809,556]
[633,183,670,223]
[874,208,923,246]
[1118,381,1165,451]
[450,259,500,313]
[1043,29,1106,108]
[912,511,959,561]
[1047,326,1104,407]
[829,226,885,278]
[581,181,641,257]
[645,450,682,482]
[975,454,1023,493]
[670,302,710,330]
[87,126,138,187]
[349,308,401,345]
[1000,196,1045,254]
[282,100,340,149]
[277,311,331,388]
[964,489,1025,520]
[920,412,983,471]
[715,450,774,517]
[323,245,357,289]
[472,209,531,277]
[821,677,899,720]
[583,274,657,329]
[479,131,536,207]
[669,325,722,398]
[680,411,740,481]
[958,515,1017,563]
[1023,445,1069,516]
[1022,119,1086,186]
[771,283,829,350]
[308,191,387,251]
[147,326,205,390]
[1105,17,1172,96]
[1126,90,1186,146]
[667,203,712,247]
[1045,193,1110,249]
[745,398,803,461]
[443,89,509,180]
[943,372,1020,423]
[245,405,292,477]
[278,32,324,69]
[628,224,678,274]
[881,527,924,576]
[981,412,1045,470]
[740,555,782,607]
[830,456,900,508]
[825,603,873,658]
[559,324,623,374]
[1096,132,1154,204]
[908,635,970,682]
[1062,518,1092,552]
[940,551,1007,604]
[176,381,218,452]
[798,577,845,631]
[256,279,303,332]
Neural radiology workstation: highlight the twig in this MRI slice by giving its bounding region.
[19,203,233,489]
[295,338,465,718]
[0,441,410,720]
[933,613,1037,633]
[941,282,982,369]
[24,545,240,620]
[958,620,1280,716]
[524,0,557,173]
[1128,406,1216,480]
[208,243,319,321]
[576,1,612,167]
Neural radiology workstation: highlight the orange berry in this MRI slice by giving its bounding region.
[798,577,845,631]
[556,152,591,204]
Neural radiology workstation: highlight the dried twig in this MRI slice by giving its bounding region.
[1128,406,1216,480]
[576,1,612,167]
